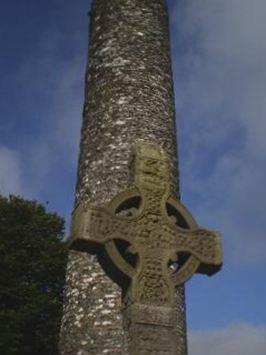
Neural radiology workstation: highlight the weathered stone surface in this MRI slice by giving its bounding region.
[59,252,125,354]
[59,0,188,354]
[69,142,222,354]
[70,142,222,290]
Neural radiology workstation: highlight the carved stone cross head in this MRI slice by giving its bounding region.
[70,142,222,309]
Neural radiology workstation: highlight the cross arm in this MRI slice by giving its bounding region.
[69,203,136,253]
[167,224,222,275]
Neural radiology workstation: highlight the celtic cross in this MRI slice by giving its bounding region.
[70,142,222,354]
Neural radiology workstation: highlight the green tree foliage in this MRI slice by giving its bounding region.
[0,195,68,355]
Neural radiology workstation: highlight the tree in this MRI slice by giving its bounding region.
[0,195,68,355]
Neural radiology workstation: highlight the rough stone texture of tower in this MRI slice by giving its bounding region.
[59,0,188,354]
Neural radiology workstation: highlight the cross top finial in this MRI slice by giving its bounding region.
[134,142,170,191]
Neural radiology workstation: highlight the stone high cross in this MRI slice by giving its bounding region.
[59,1,222,354]
[70,142,222,354]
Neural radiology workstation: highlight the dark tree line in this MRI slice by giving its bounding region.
[0,195,68,355]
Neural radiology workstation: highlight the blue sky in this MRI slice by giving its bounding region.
[1,1,266,353]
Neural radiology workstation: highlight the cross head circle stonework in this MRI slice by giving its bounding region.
[70,142,222,353]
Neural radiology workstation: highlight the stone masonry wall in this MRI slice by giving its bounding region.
[59,1,187,354]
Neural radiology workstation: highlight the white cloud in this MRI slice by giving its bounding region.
[189,323,266,355]
[0,147,22,196]
[172,0,266,265]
